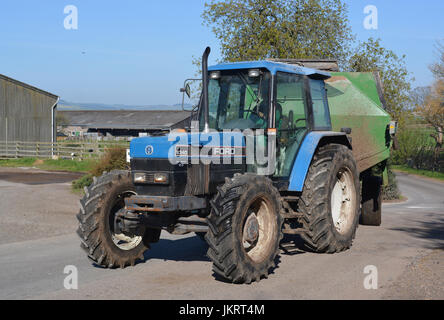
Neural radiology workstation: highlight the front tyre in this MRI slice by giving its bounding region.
[205,174,283,284]
[76,170,158,268]
[299,144,360,253]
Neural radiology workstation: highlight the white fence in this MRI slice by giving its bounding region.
[0,141,129,160]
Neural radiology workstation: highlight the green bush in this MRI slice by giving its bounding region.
[72,174,93,193]
[72,147,128,193]
[391,122,440,171]
[90,147,129,177]
[382,167,401,200]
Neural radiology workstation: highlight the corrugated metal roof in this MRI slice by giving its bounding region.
[0,74,58,99]
[59,110,191,130]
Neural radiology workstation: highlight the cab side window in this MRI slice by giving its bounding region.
[309,79,331,130]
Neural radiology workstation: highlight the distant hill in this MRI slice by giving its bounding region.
[58,99,193,111]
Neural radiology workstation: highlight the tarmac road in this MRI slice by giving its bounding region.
[0,168,442,300]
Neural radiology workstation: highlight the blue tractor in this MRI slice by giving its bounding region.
[77,48,393,283]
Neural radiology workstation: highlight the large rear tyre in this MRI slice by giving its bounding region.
[205,174,283,284]
[299,144,360,253]
[360,175,382,226]
[76,170,160,268]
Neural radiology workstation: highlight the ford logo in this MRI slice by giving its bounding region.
[145,145,154,156]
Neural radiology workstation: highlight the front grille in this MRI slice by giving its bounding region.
[131,158,187,196]
[141,173,155,184]
[131,158,185,172]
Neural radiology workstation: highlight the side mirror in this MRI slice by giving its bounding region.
[180,83,191,98]
[184,83,191,98]
[180,78,201,111]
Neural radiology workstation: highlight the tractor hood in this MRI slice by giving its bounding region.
[130,131,246,160]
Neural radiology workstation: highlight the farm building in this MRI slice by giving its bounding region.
[58,110,191,139]
[0,74,59,143]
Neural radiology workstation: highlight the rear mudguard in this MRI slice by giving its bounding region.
[288,131,349,192]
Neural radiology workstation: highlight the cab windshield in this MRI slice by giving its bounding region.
[200,69,271,131]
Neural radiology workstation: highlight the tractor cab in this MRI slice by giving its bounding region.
[196,60,332,178]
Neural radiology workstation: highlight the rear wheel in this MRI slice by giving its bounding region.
[360,175,382,226]
[205,174,283,284]
[76,170,160,268]
[299,144,360,253]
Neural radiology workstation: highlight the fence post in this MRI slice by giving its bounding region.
[15,142,19,158]
[80,143,85,161]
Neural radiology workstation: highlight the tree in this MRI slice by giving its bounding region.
[429,40,444,79]
[409,86,431,111]
[202,0,354,66]
[415,79,444,170]
[348,38,412,125]
[199,0,409,196]
[414,40,444,171]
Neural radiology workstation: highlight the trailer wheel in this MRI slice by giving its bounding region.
[299,144,360,253]
[76,170,159,268]
[205,174,283,284]
[360,175,382,226]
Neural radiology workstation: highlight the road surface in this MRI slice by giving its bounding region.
[0,168,442,299]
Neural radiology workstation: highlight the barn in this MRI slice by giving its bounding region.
[58,110,191,139]
[0,74,59,143]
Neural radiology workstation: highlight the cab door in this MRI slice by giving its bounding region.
[274,72,310,177]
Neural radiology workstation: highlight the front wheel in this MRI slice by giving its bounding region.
[205,174,283,284]
[76,170,160,268]
[299,144,360,253]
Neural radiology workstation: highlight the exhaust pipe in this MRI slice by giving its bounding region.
[202,47,211,133]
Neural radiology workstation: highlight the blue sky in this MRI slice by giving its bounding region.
[0,0,442,106]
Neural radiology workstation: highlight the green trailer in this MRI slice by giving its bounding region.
[328,72,392,174]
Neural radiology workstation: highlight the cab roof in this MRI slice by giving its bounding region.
[208,60,331,79]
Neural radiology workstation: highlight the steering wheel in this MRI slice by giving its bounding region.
[242,109,266,122]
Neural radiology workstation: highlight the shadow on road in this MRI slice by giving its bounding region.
[143,235,211,262]
[389,214,444,250]
[143,233,308,263]
[279,234,307,256]
[139,233,307,284]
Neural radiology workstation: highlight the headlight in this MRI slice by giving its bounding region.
[134,172,147,184]
[154,173,168,184]
[248,69,261,78]
[210,71,221,79]
[133,172,169,184]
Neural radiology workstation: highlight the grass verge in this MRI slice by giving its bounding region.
[392,165,444,181]
[0,157,96,173]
